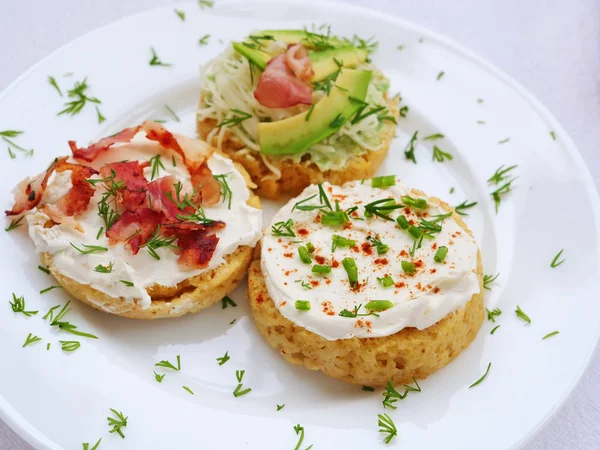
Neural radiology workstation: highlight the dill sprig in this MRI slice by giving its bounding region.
[149,154,165,180]
[82,438,102,450]
[9,293,38,317]
[48,301,99,339]
[486,308,502,322]
[366,235,389,254]
[139,226,179,260]
[149,47,172,67]
[107,409,128,439]
[48,76,62,96]
[338,303,379,318]
[377,413,398,444]
[550,249,566,268]
[1,130,34,158]
[22,333,42,348]
[58,78,101,117]
[214,173,232,209]
[174,9,186,20]
[215,109,252,128]
[404,131,419,163]
[382,377,421,409]
[198,34,211,46]
[469,362,492,388]
[293,424,313,450]
[364,198,403,221]
[233,370,252,397]
[271,219,296,237]
[488,164,518,213]
[217,351,230,366]
[455,200,477,215]
[483,273,499,290]
[5,216,25,232]
[59,340,81,352]
[515,305,531,324]
[432,145,453,162]
[221,295,237,309]
[155,355,181,371]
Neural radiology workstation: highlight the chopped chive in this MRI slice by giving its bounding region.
[542,331,560,340]
[298,246,311,264]
[332,234,356,252]
[490,325,500,335]
[515,305,531,324]
[22,333,42,348]
[396,215,409,230]
[550,249,566,268]
[434,246,448,263]
[364,300,394,311]
[96,227,104,240]
[342,257,358,289]
[483,273,499,290]
[311,264,331,274]
[423,133,444,140]
[402,195,427,209]
[120,280,134,287]
[486,308,502,322]
[295,300,311,311]
[305,242,315,253]
[40,285,62,294]
[371,175,396,188]
[38,265,50,274]
[182,386,194,395]
[377,275,394,288]
[401,260,415,273]
[408,225,423,240]
[362,386,375,392]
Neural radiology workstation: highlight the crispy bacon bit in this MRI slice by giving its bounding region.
[100,161,150,212]
[69,126,140,162]
[106,208,163,254]
[54,162,98,217]
[285,43,314,82]
[5,157,64,216]
[254,54,313,108]
[161,220,225,237]
[146,176,184,222]
[191,162,220,206]
[177,231,219,269]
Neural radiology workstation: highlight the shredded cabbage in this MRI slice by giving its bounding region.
[197,44,396,175]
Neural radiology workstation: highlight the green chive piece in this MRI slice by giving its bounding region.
[408,225,423,240]
[396,215,409,229]
[306,242,315,253]
[295,300,311,311]
[342,257,358,289]
[402,195,427,209]
[365,300,394,311]
[401,261,415,273]
[332,234,356,252]
[312,264,332,274]
[371,175,396,188]
[434,246,449,263]
[298,246,311,264]
[377,275,394,288]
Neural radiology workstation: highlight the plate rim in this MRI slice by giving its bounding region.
[1,1,599,449]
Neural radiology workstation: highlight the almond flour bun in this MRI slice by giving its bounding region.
[247,195,484,386]
[38,159,261,320]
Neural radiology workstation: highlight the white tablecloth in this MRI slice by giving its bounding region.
[1,0,599,448]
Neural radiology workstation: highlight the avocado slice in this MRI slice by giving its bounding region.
[309,46,368,81]
[259,69,373,155]
[256,29,346,49]
[232,42,271,70]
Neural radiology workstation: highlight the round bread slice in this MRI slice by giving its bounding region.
[197,95,398,201]
[247,194,484,387]
[40,160,261,320]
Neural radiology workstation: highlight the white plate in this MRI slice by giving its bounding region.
[1,1,599,449]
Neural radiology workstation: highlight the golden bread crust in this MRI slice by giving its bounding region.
[247,194,484,386]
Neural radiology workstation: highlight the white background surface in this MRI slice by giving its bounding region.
[1,0,599,449]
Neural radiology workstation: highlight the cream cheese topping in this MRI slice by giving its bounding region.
[25,134,262,310]
[261,181,480,340]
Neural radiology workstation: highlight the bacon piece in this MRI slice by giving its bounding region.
[162,220,225,237]
[177,231,220,269]
[285,43,314,82]
[146,176,183,222]
[54,162,98,217]
[191,162,220,206]
[69,126,141,162]
[99,161,150,212]
[5,157,65,216]
[41,204,84,233]
[254,54,313,108]
[106,208,163,255]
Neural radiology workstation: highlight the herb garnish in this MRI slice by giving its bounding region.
[292,423,313,450]
[217,351,230,366]
[94,262,114,273]
[423,133,444,140]
[436,71,445,80]
[362,386,375,392]
[550,131,556,140]
[82,438,102,450]
[182,386,194,395]
[40,285,62,294]
[154,372,165,382]
[295,300,311,311]
[515,305,531,324]
[107,409,128,439]
[498,138,510,144]
[404,131,419,163]
[48,301,99,339]
[222,295,237,309]
[364,198,403,221]
[59,340,80,352]
[434,246,448,262]
[401,260,416,273]
[198,0,214,8]
[483,273,499,290]
[10,294,38,317]
[469,362,492,388]
[366,235,389,254]
[550,249,566,268]
[342,257,359,289]
[22,333,42,348]
[329,113,345,128]
[120,280,134,287]
[432,145,453,162]
[377,275,394,288]
[486,308,502,322]
[399,105,409,117]
[351,34,379,53]
[488,165,518,213]
[174,9,186,20]
[149,47,172,67]
[371,175,396,188]
[338,303,379,318]
[5,216,25,232]
[164,104,180,122]
[377,413,398,444]
[70,243,108,255]
[542,331,560,340]
[272,219,296,237]
[214,174,232,209]
[215,109,252,128]
[277,404,285,411]
[38,265,50,274]
[139,226,179,260]
[1,130,34,158]
[332,234,355,252]
[295,280,312,290]
[198,34,211,46]
[311,264,331,274]
[490,325,500,335]
[233,370,252,397]
[48,76,62,96]
[95,106,106,124]
[155,355,181,371]
[455,200,477,215]
[58,78,102,117]
[365,300,393,311]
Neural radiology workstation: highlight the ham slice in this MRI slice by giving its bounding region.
[254,54,313,108]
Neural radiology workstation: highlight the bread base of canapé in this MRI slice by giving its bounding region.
[38,159,261,320]
[247,196,484,386]
[197,96,398,201]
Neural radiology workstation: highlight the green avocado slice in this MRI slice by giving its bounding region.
[309,46,368,81]
[232,42,271,70]
[258,69,373,155]
[256,29,346,49]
